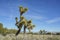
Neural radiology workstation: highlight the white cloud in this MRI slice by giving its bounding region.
[46,17,60,24]
[25,15,46,20]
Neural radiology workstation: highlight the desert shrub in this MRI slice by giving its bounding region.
[56,33,60,35]
[0,23,17,36]
[46,32,51,35]
[47,37,59,40]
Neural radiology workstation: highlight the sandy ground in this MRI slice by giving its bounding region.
[0,34,60,40]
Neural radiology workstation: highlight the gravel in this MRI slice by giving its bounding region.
[0,34,60,40]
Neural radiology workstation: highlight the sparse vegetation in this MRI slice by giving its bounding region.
[0,23,17,36]
[0,34,60,40]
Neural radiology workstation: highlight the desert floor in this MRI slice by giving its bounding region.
[0,34,60,40]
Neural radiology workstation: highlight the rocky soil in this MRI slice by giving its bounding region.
[0,34,60,40]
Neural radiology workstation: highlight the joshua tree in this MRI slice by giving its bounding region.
[15,6,35,36]
[39,30,47,34]
[39,30,43,34]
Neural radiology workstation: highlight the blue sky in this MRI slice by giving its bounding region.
[0,0,60,32]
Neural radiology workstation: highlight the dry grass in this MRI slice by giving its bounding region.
[0,34,60,40]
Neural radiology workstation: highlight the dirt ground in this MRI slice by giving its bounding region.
[0,34,60,40]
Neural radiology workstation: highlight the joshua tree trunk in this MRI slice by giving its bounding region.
[15,25,22,36]
[24,26,27,33]
[29,29,31,33]
[15,29,20,36]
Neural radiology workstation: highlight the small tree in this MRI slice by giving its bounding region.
[39,30,47,34]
